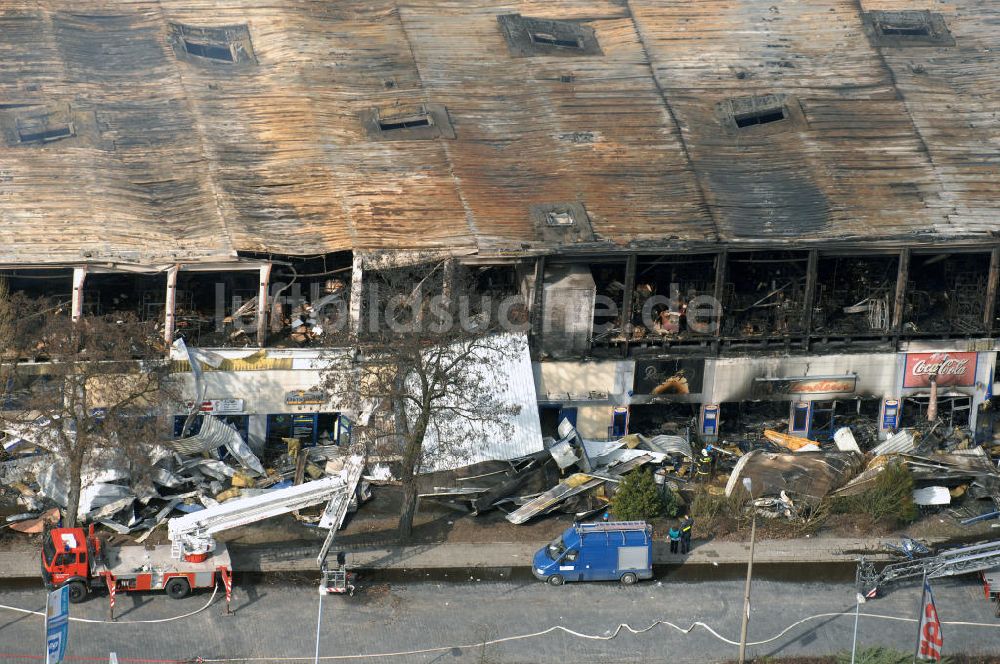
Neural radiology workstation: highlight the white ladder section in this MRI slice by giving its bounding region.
[316,455,366,568]
[168,454,365,558]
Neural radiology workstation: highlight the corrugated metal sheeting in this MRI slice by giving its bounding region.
[0,0,996,265]
[419,334,544,472]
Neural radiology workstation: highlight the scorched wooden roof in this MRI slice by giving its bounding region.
[0,0,996,265]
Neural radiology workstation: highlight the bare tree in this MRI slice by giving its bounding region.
[319,256,527,540]
[0,289,171,527]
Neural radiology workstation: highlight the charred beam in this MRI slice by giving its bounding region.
[530,255,546,351]
[712,250,727,335]
[621,254,637,341]
[802,249,818,334]
[892,248,910,332]
[985,247,1000,332]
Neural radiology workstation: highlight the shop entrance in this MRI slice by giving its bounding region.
[627,403,698,436]
[900,396,972,429]
[265,412,342,447]
[538,405,577,438]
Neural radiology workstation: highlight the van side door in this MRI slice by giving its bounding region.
[559,549,583,582]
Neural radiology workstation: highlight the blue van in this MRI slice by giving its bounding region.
[532,521,653,586]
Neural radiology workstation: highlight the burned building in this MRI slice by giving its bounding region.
[0,0,998,452]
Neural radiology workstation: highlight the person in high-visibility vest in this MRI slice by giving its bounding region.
[679,514,694,554]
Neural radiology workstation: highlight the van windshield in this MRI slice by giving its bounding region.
[546,536,566,560]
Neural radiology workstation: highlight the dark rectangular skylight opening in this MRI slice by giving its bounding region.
[530,32,582,49]
[735,108,786,128]
[546,211,575,226]
[880,24,931,36]
[18,125,73,143]
[864,11,954,47]
[378,115,432,131]
[184,40,235,62]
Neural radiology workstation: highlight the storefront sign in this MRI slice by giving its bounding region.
[752,375,857,397]
[633,360,704,396]
[903,352,977,389]
[185,399,244,414]
[285,389,327,406]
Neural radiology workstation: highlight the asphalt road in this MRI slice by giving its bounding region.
[1,569,999,664]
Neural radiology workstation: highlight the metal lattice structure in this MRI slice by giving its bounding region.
[857,539,1000,598]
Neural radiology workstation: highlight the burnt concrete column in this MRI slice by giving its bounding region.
[349,254,363,336]
[256,263,272,347]
[163,265,179,345]
[71,267,87,322]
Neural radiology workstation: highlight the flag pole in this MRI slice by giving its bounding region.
[850,590,862,664]
[914,569,928,664]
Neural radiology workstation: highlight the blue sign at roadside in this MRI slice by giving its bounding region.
[45,585,69,664]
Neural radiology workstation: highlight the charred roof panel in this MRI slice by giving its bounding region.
[0,0,995,266]
[628,0,952,243]
[0,7,235,264]
[399,0,715,249]
[865,0,1000,236]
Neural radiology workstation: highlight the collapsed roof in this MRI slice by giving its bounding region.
[1,0,997,266]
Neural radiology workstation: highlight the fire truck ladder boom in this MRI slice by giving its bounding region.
[168,454,365,558]
[316,455,365,568]
[857,539,1000,597]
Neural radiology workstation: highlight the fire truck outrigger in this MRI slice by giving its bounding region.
[41,453,365,611]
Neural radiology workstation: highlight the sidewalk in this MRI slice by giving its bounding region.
[0,537,900,580]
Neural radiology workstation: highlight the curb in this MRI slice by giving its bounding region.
[0,538,896,580]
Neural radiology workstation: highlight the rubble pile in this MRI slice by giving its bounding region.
[0,416,368,539]
[417,419,692,524]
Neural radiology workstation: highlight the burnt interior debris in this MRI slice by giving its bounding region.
[629,255,716,342]
[813,254,898,336]
[721,251,809,337]
[903,252,990,335]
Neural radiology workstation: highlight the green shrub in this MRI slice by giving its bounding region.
[661,487,681,518]
[833,461,918,526]
[611,469,664,521]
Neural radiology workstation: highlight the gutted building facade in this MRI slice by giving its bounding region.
[1,0,998,449]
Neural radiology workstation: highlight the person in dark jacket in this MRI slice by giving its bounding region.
[679,514,694,554]
[668,525,681,554]
[695,449,713,481]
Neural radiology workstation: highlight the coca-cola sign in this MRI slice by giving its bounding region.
[903,352,977,388]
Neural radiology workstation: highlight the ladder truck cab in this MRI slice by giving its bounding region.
[41,524,231,604]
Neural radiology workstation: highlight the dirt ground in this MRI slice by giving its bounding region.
[2,480,996,553]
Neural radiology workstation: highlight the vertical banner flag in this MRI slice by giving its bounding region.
[44,585,69,664]
[917,580,943,661]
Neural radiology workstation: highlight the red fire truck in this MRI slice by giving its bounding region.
[40,525,232,604]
